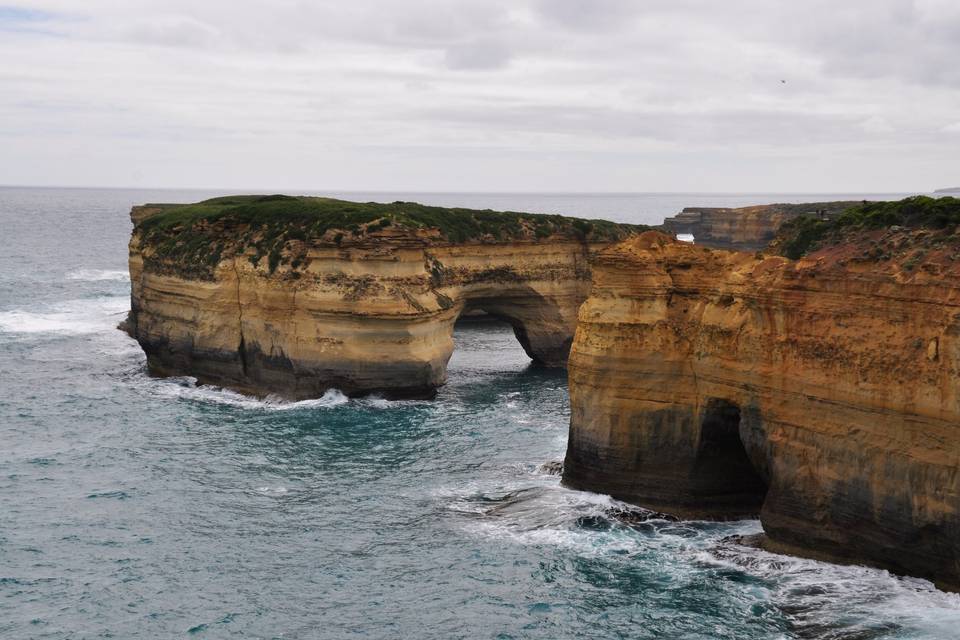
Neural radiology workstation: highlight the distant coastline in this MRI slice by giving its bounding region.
[934,187,960,193]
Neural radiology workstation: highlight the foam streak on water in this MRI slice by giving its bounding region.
[2,186,956,640]
[65,268,130,282]
[137,376,352,410]
[0,296,128,336]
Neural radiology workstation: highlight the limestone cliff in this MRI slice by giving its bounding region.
[661,201,859,250]
[126,195,642,399]
[563,224,960,589]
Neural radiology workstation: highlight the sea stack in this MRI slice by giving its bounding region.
[124,195,642,399]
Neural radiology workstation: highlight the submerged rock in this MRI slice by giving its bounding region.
[537,460,564,475]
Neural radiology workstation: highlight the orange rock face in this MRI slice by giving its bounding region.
[563,230,960,589]
[126,208,619,399]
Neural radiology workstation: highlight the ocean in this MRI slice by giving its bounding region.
[2,186,958,639]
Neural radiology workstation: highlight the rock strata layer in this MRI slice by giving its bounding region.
[563,230,960,589]
[126,196,641,398]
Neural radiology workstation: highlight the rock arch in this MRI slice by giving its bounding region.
[455,284,576,367]
[128,236,603,399]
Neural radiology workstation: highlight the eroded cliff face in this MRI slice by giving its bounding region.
[662,201,858,250]
[563,230,960,589]
[127,198,638,399]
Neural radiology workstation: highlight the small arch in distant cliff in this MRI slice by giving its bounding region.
[691,398,768,515]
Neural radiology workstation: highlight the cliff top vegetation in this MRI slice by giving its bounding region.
[134,195,645,279]
[774,196,960,260]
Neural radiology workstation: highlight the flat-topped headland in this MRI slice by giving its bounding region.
[661,200,861,251]
[124,195,644,399]
[564,195,960,590]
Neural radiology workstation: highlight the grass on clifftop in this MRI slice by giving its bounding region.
[136,195,645,279]
[775,196,960,259]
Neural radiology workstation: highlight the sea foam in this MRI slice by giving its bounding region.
[0,296,128,336]
[140,375,351,411]
[66,268,129,282]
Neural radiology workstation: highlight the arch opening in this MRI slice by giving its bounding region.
[455,291,572,369]
[447,309,536,377]
[691,398,768,516]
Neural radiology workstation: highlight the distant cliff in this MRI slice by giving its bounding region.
[125,195,643,398]
[661,201,860,250]
[564,197,960,589]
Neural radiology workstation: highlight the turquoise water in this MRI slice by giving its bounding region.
[2,187,958,639]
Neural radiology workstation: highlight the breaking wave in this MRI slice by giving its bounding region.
[65,268,129,282]
[446,475,960,639]
[0,296,128,336]
[711,538,960,638]
[132,375,351,411]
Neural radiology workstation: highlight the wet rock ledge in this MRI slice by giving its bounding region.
[564,196,960,590]
[124,195,643,399]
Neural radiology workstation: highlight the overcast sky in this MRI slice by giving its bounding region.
[1,0,958,192]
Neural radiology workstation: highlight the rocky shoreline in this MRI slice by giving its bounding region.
[563,195,960,590]
[126,193,960,590]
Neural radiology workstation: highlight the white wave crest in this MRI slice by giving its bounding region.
[710,537,960,637]
[143,376,350,410]
[255,486,289,496]
[358,395,430,409]
[66,268,129,282]
[0,296,128,336]
[447,480,687,556]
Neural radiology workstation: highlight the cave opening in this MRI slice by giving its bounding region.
[692,398,768,517]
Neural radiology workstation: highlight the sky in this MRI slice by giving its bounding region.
[1,0,958,192]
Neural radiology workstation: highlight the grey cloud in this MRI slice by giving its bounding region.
[534,0,638,30]
[763,1,960,88]
[386,1,509,43]
[443,38,513,70]
[123,15,220,48]
[415,103,902,147]
[1,0,957,191]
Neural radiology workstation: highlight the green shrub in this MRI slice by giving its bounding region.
[267,246,282,274]
[776,196,960,259]
[136,195,646,279]
[779,216,830,260]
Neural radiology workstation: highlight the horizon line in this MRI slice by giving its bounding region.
[0,184,932,196]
